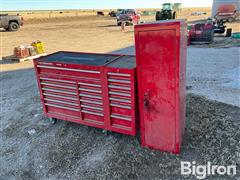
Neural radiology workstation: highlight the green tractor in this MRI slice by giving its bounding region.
[156,3,177,21]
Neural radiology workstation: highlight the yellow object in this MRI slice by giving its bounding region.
[31,41,45,54]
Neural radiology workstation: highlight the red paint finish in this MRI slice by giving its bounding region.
[34,51,137,136]
[134,20,187,153]
[104,67,138,136]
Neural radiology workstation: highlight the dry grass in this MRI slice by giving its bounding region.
[4,8,212,22]
[0,7,239,72]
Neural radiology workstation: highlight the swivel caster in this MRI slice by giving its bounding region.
[136,131,141,145]
[49,117,57,124]
[102,129,109,135]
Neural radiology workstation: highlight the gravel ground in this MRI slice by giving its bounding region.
[0,67,239,179]
[190,37,240,48]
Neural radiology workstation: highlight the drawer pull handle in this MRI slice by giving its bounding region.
[79,88,102,93]
[40,77,75,84]
[37,65,100,74]
[45,98,78,106]
[81,110,104,116]
[80,99,102,105]
[41,82,75,89]
[110,114,132,121]
[109,91,131,97]
[43,93,77,101]
[107,72,130,77]
[110,103,131,109]
[108,85,131,91]
[45,103,80,112]
[81,105,103,111]
[78,82,101,87]
[108,79,130,84]
[42,88,77,95]
[109,97,131,103]
[79,93,102,100]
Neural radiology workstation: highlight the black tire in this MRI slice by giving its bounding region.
[49,117,57,124]
[226,28,232,37]
[209,30,214,43]
[172,11,177,19]
[228,17,234,23]
[203,30,214,43]
[127,22,132,26]
[102,129,109,135]
[136,130,141,145]
[8,22,19,31]
[156,11,162,21]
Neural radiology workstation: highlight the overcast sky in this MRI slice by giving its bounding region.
[1,0,213,11]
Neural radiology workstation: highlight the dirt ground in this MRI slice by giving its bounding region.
[1,15,134,71]
[0,9,240,179]
[1,9,239,71]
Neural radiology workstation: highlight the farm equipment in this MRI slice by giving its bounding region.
[213,20,226,34]
[108,11,116,17]
[156,3,177,21]
[215,4,239,22]
[188,22,214,44]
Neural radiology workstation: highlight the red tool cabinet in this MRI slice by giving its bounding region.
[34,51,138,136]
[134,20,187,153]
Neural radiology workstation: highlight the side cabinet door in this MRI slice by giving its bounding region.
[136,29,177,151]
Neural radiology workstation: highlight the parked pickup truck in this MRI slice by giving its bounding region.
[0,14,23,31]
[117,9,140,26]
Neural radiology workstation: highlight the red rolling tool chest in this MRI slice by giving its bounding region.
[134,20,187,153]
[34,51,138,136]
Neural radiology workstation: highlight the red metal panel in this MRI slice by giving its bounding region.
[134,20,187,153]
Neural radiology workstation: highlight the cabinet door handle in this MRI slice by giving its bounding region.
[144,91,150,107]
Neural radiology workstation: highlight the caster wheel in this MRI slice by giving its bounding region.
[49,117,57,124]
[102,129,109,135]
[136,130,141,145]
